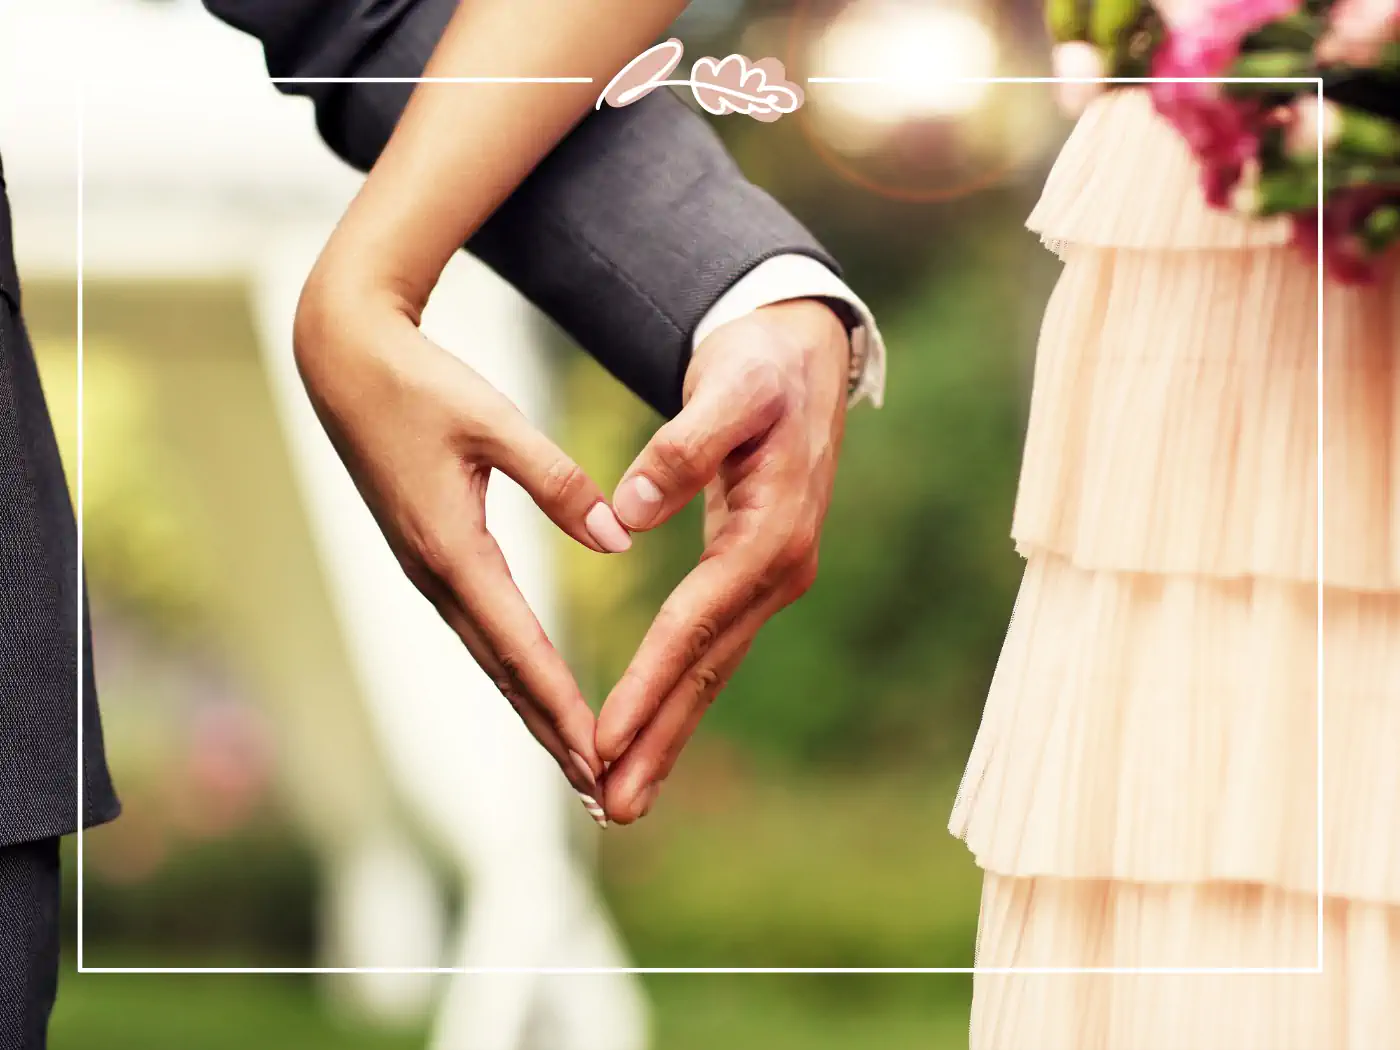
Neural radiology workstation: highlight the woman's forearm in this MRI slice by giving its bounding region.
[315,0,690,317]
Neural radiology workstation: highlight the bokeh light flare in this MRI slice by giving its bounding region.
[809,0,999,155]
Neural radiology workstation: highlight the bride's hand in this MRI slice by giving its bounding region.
[284,0,689,825]
[293,269,627,823]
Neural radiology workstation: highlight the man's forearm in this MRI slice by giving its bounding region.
[204,0,843,417]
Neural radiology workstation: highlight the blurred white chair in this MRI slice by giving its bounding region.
[0,2,648,1047]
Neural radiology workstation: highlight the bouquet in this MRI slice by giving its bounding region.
[1047,0,1400,281]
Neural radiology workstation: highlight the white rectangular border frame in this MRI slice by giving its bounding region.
[75,74,1326,975]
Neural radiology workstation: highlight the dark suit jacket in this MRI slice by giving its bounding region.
[0,0,839,842]
[204,0,841,417]
[0,162,119,845]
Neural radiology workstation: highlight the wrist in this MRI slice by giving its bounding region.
[714,298,858,403]
[681,298,848,405]
[799,296,867,399]
[295,259,418,378]
[756,297,853,388]
[311,208,443,324]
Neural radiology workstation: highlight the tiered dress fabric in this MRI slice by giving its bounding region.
[949,88,1400,1048]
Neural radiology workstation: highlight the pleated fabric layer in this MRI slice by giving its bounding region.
[950,551,1400,903]
[1012,243,1400,592]
[971,874,1400,1050]
[955,85,1400,1048]
[1028,89,1293,256]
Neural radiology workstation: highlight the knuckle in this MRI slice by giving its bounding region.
[540,456,591,509]
[683,617,720,666]
[462,427,504,467]
[650,433,707,485]
[492,672,524,706]
[727,565,777,611]
[776,521,819,572]
[689,664,723,700]
[395,546,434,592]
[497,650,527,687]
[497,639,551,696]
[751,578,781,612]
[749,552,789,598]
[789,556,820,599]
[414,528,459,581]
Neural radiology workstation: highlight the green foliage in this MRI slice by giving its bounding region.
[645,978,974,1050]
[600,763,982,969]
[69,762,979,1046]
[50,970,974,1050]
[51,974,422,1050]
[76,762,982,970]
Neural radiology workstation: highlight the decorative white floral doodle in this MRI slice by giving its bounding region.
[597,39,804,123]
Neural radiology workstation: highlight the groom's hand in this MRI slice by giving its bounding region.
[596,299,850,823]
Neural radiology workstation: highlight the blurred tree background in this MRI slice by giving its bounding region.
[34,0,1071,1046]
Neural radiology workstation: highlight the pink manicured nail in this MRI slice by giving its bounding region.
[569,750,598,791]
[584,502,632,553]
[614,475,663,529]
[577,791,609,828]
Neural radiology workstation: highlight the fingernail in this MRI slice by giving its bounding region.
[568,750,598,792]
[613,475,663,530]
[577,791,609,828]
[637,783,659,818]
[584,502,632,553]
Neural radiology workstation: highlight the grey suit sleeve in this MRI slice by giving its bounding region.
[203,0,842,417]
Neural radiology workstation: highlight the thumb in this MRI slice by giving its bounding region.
[612,362,786,533]
[486,404,632,555]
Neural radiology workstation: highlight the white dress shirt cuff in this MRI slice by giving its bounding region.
[691,255,887,409]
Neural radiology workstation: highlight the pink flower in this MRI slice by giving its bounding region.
[1151,0,1303,96]
[1150,83,1264,205]
[1317,0,1400,65]
[1150,0,1301,206]
[1140,0,1400,283]
[1174,0,1303,49]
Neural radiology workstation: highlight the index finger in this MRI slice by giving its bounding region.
[428,523,604,784]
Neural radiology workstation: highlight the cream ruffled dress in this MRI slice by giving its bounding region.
[949,88,1400,1048]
